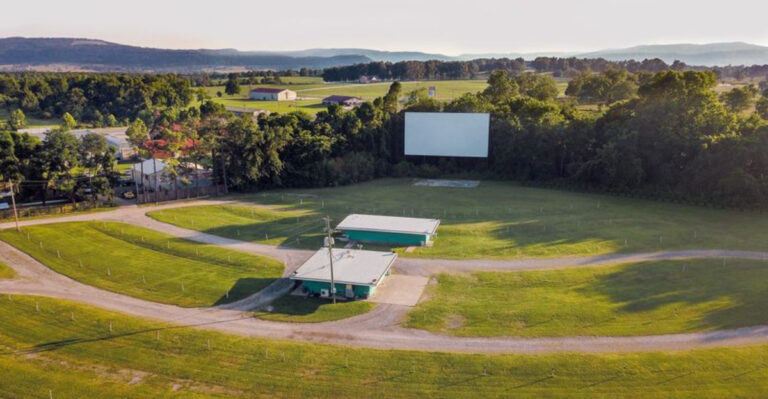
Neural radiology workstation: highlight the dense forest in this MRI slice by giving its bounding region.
[2,69,768,209]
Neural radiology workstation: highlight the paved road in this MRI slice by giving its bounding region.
[3,199,768,353]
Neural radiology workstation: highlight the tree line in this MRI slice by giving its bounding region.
[0,73,197,125]
[2,69,768,209]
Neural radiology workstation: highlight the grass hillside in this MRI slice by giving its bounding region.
[407,259,768,337]
[0,222,283,307]
[2,295,768,398]
[148,179,768,260]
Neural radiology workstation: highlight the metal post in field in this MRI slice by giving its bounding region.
[323,215,337,304]
[7,180,20,232]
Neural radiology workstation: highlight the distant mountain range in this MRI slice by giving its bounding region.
[1,37,767,72]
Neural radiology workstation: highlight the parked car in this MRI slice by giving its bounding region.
[122,191,136,200]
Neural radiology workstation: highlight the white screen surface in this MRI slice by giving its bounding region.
[404,112,490,157]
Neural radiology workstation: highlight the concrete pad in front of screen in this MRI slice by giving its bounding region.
[369,275,429,307]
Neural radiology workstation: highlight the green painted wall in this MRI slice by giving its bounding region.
[301,280,373,298]
[344,229,431,246]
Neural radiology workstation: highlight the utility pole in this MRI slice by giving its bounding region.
[323,215,336,304]
[8,180,19,232]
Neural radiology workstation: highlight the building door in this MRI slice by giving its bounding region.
[345,284,354,298]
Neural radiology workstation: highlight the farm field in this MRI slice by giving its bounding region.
[203,79,489,115]
[0,260,15,279]
[407,259,768,337]
[254,295,375,323]
[3,295,768,398]
[148,178,768,260]
[0,222,283,307]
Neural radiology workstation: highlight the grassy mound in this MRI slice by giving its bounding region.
[0,222,283,307]
[148,179,768,259]
[408,259,768,337]
[2,295,768,398]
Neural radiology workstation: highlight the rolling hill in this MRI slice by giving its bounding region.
[1,37,767,72]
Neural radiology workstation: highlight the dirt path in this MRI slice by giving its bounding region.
[4,199,768,353]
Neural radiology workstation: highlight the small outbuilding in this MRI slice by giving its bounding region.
[336,214,440,246]
[249,88,297,101]
[291,248,397,299]
[322,95,363,107]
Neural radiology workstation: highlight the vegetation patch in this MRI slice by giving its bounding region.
[0,222,283,307]
[3,295,768,398]
[407,259,768,337]
[0,260,16,279]
[254,295,375,323]
[150,179,768,259]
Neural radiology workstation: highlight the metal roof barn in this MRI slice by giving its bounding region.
[336,214,440,246]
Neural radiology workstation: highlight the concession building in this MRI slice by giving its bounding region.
[336,214,440,246]
[290,248,397,299]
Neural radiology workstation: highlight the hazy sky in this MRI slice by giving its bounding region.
[3,0,767,55]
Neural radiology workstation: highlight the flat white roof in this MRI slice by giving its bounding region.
[290,248,397,287]
[336,214,440,236]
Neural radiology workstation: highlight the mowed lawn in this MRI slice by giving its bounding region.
[148,179,768,259]
[4,296,768,398]
[407,259,768,337]
[204,80,488,115]
[0,260,15,279]
[253,295,375,323]
[0,222,283,307]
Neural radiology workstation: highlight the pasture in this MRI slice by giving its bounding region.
[407,259,768,337]
[148,179,768,260]
[204,80,489,115]
[0,222,283,307]
[2,295,768,398]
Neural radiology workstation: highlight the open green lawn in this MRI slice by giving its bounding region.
[254,295,375,323]
[0,260,15,279]
[205,80,489,115]
[0,222,283,307]
[407,259,768,337]
[3,296,768,398]
[148,179,768,260]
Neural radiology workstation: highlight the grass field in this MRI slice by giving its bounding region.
[0,222,283,307]
[3,295,768,398]
[254,295,375,323]
[204,80,489,115]
[148,179,768,260]
[407,259,768,337]
[0,260,15,279]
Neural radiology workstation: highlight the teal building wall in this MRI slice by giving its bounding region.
[301,280,376,299]
[344,229,430,246]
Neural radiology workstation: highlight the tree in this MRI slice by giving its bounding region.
[79,133,115,202]
[60,112,77,132]
[382,81,402,113]
[126,119,150,202]
[721,85,759,113]
[514,73,559,102]
[225,74,241,95]
[756,96,768,120]
[483,70,518,103]
[7,109,26,131]
[39,130,80,205]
